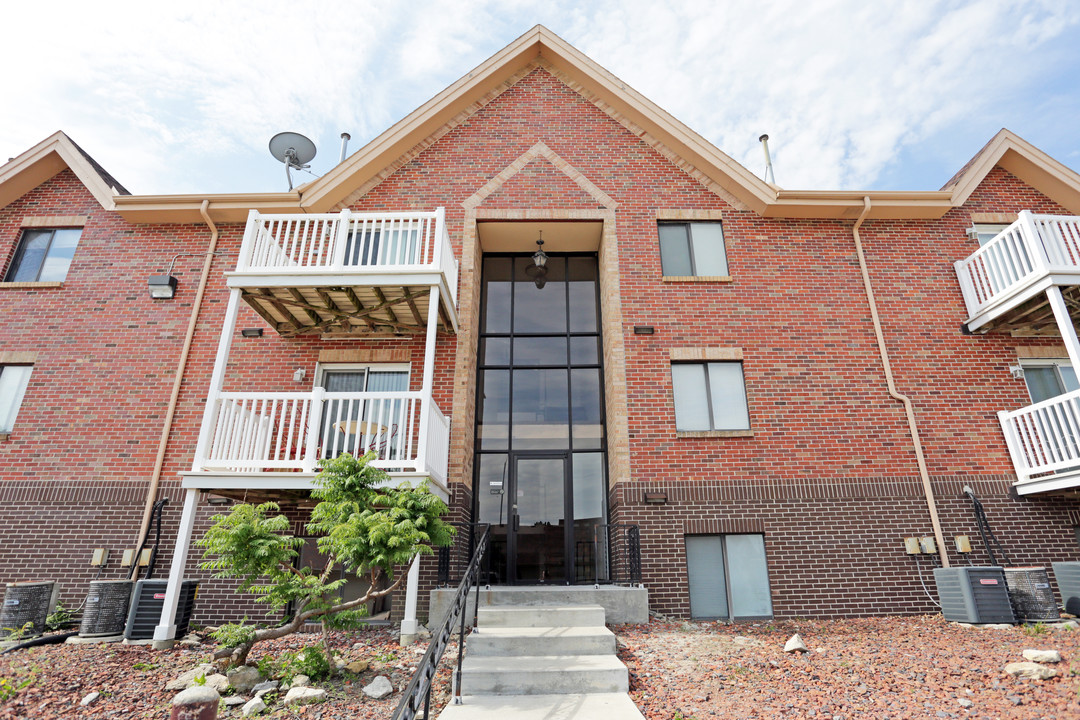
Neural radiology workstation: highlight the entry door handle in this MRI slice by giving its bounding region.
[512,504,519,531]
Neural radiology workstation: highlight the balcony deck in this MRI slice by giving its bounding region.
[955,212,1080,334]
[184,389,451,502]
[228,209,458,336]
[999,388,1080,496]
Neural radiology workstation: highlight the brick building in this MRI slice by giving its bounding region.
[2,26,1079,640]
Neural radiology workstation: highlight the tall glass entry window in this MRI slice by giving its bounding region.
[474,254,607,584]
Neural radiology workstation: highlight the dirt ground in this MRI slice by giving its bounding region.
[1,615,1078,719]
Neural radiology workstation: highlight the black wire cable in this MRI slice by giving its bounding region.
[963,487,1012,566]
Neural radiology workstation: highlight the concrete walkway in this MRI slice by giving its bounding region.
[437,604,644,719]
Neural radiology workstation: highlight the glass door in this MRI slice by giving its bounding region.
[510,454,568,584]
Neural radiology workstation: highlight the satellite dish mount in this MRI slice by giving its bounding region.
[269,132,317,190]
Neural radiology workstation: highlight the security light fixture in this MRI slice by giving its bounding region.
[644,491,667,505]
[293,368,307,383]
[148,274,178,299]
[148,251,220,299]
[525,232,549,289]
[241,328,264,338]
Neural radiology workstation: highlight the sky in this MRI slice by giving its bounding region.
[3,0,1079,196]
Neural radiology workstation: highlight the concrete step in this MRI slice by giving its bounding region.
[477,604,606,628]
[461,654,629,695]
[467,625,616,656]
[437,693,645,719]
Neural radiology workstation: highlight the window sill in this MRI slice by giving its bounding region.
[0,281,64,289]
[662,275,733,283]
[676,429,753,438]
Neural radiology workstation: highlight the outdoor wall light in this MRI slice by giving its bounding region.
[525,232,549,289]
[643,492,668,505]
[241,328,264,338]
[148,251,221,300]
[293,368,307,382]
[147,274,178,299]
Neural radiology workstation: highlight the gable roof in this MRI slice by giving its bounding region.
[103,27,1080,223]
[0,131,128,211]
[942,128,1080,214]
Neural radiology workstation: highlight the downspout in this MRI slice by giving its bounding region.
[851,196,949,568]
[131,200,220,568]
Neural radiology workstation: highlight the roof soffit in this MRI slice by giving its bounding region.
[0,131,123,212]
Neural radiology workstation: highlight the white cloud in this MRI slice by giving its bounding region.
[2,0,1077,193]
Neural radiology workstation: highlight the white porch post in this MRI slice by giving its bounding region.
[192,288,243,470]
[399,554,422,640]
[1046,285,1080,378]
[153,488,200,648]
[415,285,441,473]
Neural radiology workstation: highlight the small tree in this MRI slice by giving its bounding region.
[198,452,454,667]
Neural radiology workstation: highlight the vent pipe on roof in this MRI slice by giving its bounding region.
[339,133,351,164]
[759,134,776,185]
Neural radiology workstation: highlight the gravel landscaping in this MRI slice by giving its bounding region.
[1,615,1078,719]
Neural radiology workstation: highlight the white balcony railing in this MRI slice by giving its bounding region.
[955,211,1080,320]
[196,389,449,486]
[999,388,1080,484]
[237,208,458,305]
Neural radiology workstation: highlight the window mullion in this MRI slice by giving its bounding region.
[702,362,716,430]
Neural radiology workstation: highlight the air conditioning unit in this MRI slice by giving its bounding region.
[79,581,134,637]
[0,581,58,639]
[933,567,1015,624]
[1052,561,1080,615]
[124,580,199,641]
[1004,567,1059,622]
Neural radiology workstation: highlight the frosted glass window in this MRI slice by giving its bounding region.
[671,362,749,431]
[1023,362,1080,404]
[671,364,711,431]
[0,366,33,433]
[725,534,774,618]
[686,534,773,621]
[658,222,727,276]
[685,536,729,619]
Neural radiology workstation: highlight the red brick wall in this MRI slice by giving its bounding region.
[2,65,1079,626]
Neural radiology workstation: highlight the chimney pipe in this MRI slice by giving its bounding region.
[339,132,351,164]
[759,134,776,185]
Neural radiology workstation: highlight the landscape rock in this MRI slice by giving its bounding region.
[172,685,221,708]
[363,675,394,699]
[204,673,230,692]
[1056,620,1079,630]
[1004,661,1058,680]
[228,665,262,693]
[165,663,216,691]
[224,695,248,706]
[251,679,279,695]
[242,696,267,716]
[958,698,973,708]
[1022,648,1062,663]
[80,691,100,707]
[283,686,327,705]
[345,660,370,673]
[291,674,310,687]
[784,633,809,653]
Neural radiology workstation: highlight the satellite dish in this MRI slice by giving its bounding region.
[269,132,317,190]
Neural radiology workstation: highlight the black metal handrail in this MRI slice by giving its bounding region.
[391,524,490,720]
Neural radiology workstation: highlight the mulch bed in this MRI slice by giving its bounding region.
[1,615,1077,719]
[0,626,455,719]
[615,615,1080,719]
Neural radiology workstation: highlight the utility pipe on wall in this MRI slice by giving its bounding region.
[851,196,950,568]
[132,200,220,564]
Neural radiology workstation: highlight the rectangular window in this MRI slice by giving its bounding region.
[5,228,83,282]
[658,222,728,276]
[671,362,749,431]
[685,534,773,620]
[0,365,33,433]
[1021,359,1078,403]
[316,363,410,460]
